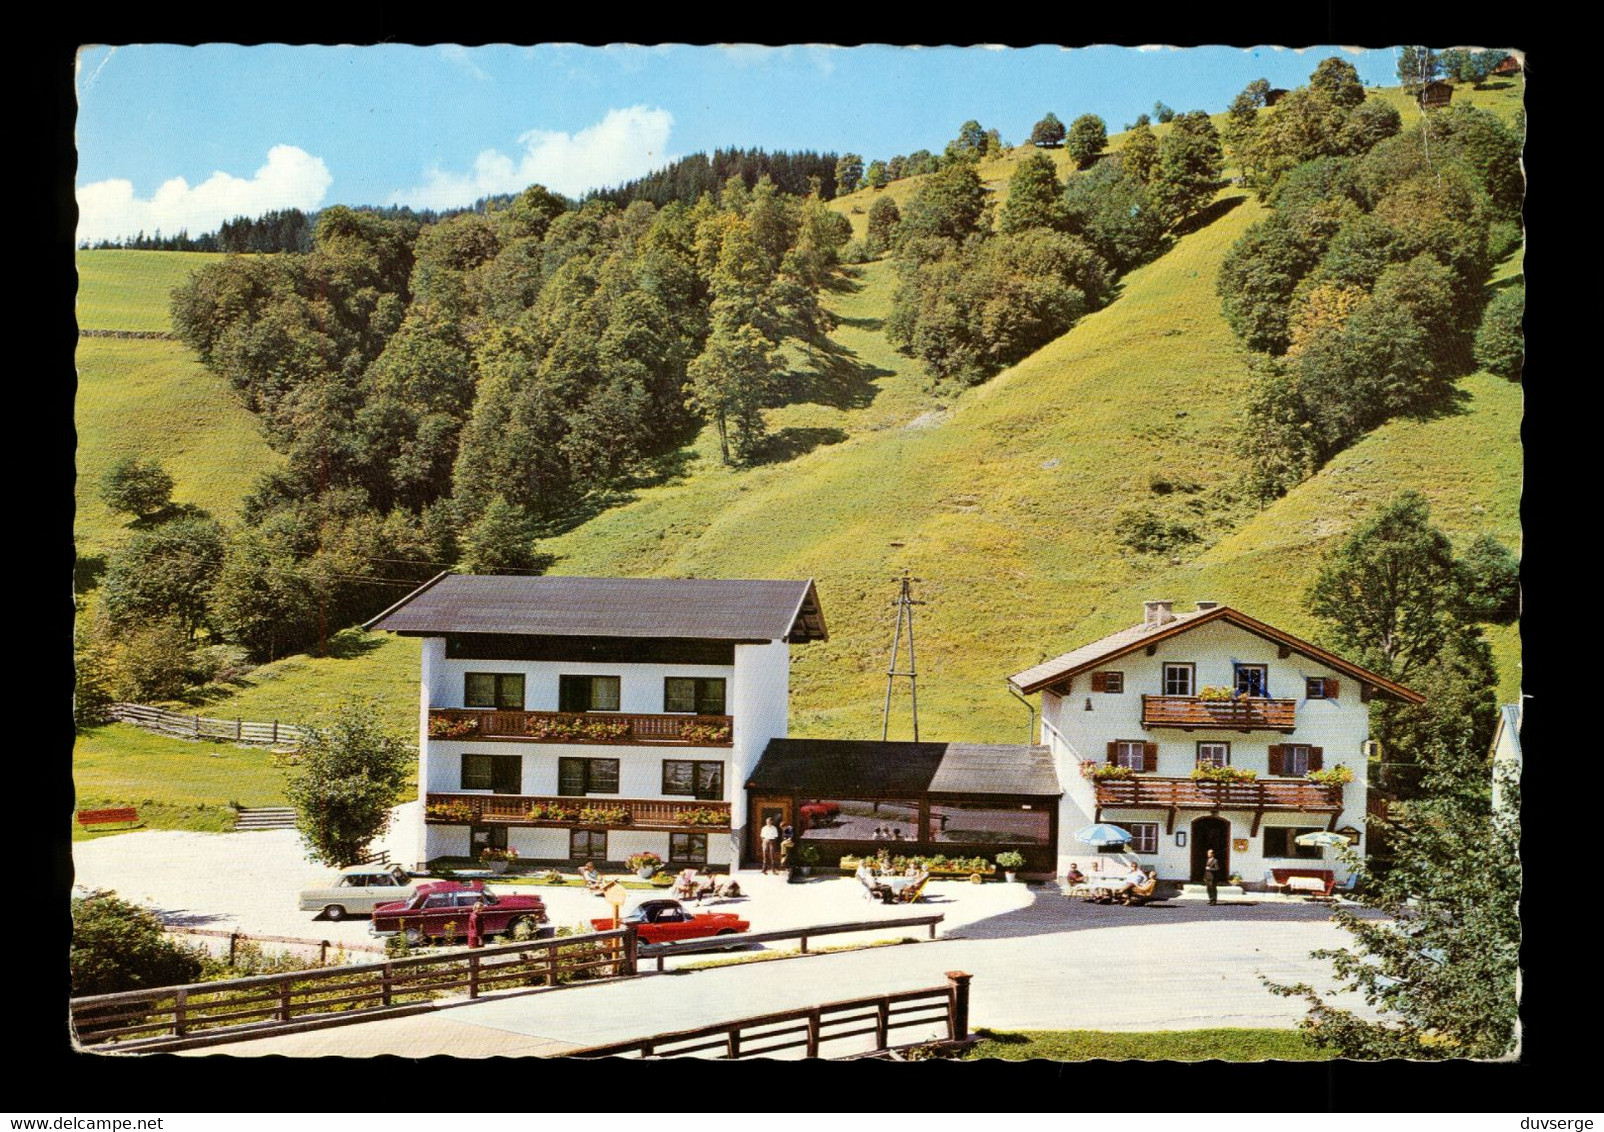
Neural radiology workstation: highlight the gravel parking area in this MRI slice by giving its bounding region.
[70,825,1034,955]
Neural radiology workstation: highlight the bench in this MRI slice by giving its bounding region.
[1267,868,1334,896]
[76,807,142,832]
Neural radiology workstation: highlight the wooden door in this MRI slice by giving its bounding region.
[748,796,793,861]
[1190,816,1231,883]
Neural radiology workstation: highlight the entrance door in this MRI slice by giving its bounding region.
[1190,815,1231,882]
[748,796,793,860]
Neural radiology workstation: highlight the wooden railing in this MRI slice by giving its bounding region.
[567,971,972,1059]
[425,792,732,831]
[1141,695,1297,732]
[1093,776,1342,812]
[429,709,734,748]
[71,928,638,1052]
[641,913,945,972]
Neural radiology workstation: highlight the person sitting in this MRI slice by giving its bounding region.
[672,867,698,900]
[579,860,605,894]
[891,828,904,842]
[715,878,742,899]
[1066,863,1088,886]
[1116,865,1148,904]
[871,826,886,841]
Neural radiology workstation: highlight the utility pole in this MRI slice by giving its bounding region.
[881,570,927,742]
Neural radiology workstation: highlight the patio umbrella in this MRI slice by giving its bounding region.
[1075,823,1135,846]
[1293,831,1351,848]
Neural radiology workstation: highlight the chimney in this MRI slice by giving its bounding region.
[1143,600,1175,627]
[1195,600,1221,612]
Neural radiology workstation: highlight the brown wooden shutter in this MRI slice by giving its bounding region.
[1309,747,1324,771]
[1326,678,1340,699]
[1143,742,1158,773]
[1107,741,1119,766]
[1091,671,1108,693]
[1268,744,1285,776]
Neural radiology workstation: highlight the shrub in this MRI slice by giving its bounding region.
[71,890,204,997]
[100,456,175,519]
[626,851,663,873]
[995,851,1026,870]
[1115,506,1200,555]
[1474,284,1523,380]
[1306,764,1355,786]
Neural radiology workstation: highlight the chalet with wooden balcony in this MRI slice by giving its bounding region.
[366,574,827,871]
[1009,600,1423,885]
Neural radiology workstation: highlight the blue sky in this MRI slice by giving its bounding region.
[75,43,1420,244]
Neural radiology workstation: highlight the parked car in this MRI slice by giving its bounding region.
[590,898,750,944]
[370,882,548,944]
[299,864,418,921]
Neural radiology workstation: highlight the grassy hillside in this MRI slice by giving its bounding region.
[74,251,280,560]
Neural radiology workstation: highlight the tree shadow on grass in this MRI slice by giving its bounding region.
[1171,193,1247,239]
[822,266,868,295]
[746,427,848,467]
[785,334,894,411]
[75,553,107,593]
[535,443,703,541]
[319,627,391,661]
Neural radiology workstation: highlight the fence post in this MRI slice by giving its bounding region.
[875,1000,890,1049]
[800,933,809,954]
[946,970,972,1042]
[806,1008,821,1058]
[173,988,188,1037]
[273,720,279,743]
[469,953,480,999]
[194,714,201,735]
[229,932,239,966]
[726,1027,740,1059]
[237,718,243,740]
[320,940,329,966]
[547,940,560,987]
[278,979,293,1022]
[381,962,393,1007]
[624,925,638,976]
[928,918,938,940]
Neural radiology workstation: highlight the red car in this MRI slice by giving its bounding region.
[370,881,548,944]
[590,898,750,944]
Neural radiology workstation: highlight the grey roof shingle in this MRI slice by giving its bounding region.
[747,739,1060,797]
[365,574,827,642]
[1008,607,1214,692]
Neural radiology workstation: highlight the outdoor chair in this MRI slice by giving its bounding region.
[1120,877,1158,906]
[898,875,929,904]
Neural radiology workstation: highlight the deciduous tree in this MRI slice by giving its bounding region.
[1029,112,1066,148]
[285,699,412,868]
[100,457,175,520]
[72,891,205,996]
[1474,284,1524,380]
[1066,114,1108,170]
[998,153,1064,234]
[1309,56,1366,109]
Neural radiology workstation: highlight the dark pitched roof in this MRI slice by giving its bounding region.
[365,573,827,643]
[747,739,1060,798]
[1008,604,1424,704]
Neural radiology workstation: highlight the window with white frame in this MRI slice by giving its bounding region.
[1162,663,1195,696]
[1113,740,1148,771]
[1196,742,1231,768]
[1126,822,1159,854]
[1234,664,1268,697]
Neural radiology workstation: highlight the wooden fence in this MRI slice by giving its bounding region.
[109,702,307,747]
[640,913,945,972]
[71,927,637,1052]
[567,971,972,1059]
[162,926,387,964]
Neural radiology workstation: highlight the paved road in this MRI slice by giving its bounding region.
[195,888,1372,1059]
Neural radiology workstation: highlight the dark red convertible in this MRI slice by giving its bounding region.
[370,881,547,944]
[590,898,750,944]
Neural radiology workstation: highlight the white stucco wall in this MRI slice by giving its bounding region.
[429,656,736,716]
[730,639,792,862]
[423,739,728,798]
[1038,619,1373,881]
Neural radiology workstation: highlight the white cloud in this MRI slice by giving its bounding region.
[392,105,676,208]
[77,145,333,245]
[1136,44,1165,52]
[439,44,490,81]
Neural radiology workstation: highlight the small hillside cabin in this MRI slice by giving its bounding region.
[1009,600,1423,884]
[366,574,827,871]
[1420,80,1456,108]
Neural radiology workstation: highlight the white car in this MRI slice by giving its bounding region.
[298,864,418,920]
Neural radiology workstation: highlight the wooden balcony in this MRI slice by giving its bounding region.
[1092,775,1343,834]
[1140,694,1297,733]
[424,792,732,832]
[428,709,734,748]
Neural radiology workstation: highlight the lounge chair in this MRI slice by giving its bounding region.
[1120,877,1159,906]
[898,875,929,904]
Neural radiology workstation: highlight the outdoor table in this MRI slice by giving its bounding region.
[1285,876,1327,894]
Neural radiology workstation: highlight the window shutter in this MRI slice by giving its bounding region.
[1268,744,1285,776]
[1309,747,1324,771]
[1091,671,1108,693]
[1107,741,1119,765]
[1326,678,1340,700]
[1143,742,1158,773]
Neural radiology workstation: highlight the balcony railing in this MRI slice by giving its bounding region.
[1092,776,1342,813]
[428,709,734,748]
[424,793,732,832]
[1141,695,1297,732]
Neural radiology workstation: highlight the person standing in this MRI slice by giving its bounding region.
[760,817,780,874]
[467,899,485,948]
[1204,849,1221,905]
